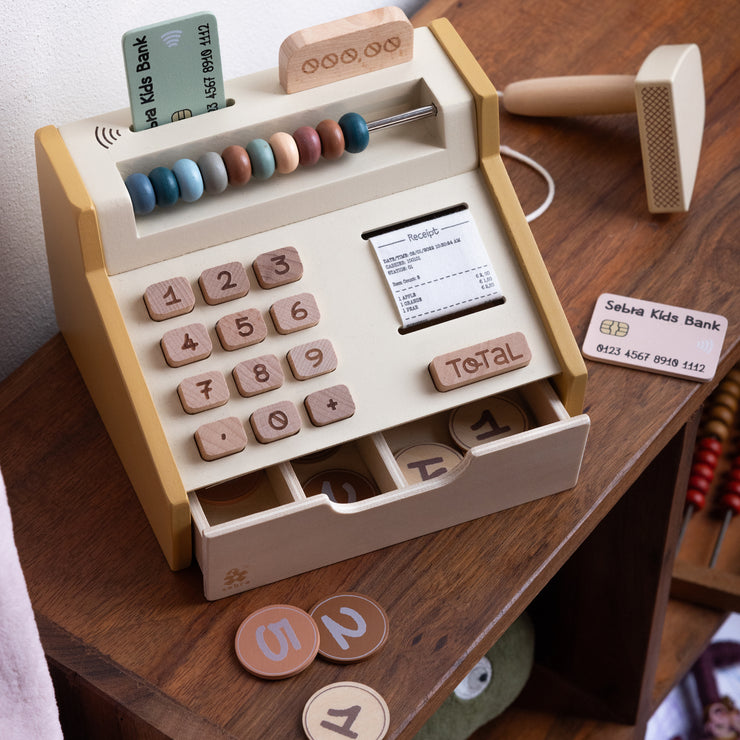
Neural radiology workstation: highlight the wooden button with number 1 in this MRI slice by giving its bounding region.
[303,682,389,740]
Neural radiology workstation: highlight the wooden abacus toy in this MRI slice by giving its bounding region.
[674,365,740,610]
[35,8,589,599]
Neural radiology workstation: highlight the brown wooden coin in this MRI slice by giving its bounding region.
[309,593,389,663]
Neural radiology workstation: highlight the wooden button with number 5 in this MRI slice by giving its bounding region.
[235,604,319,679]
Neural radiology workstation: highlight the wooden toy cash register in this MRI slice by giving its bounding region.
[35,8,590,600]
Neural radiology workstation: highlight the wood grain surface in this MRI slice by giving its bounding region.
[1,0,738,737]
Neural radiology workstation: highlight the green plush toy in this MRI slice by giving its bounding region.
[414,613,535,740]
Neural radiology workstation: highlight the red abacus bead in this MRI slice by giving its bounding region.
[724,480,740,498]
[694,449,720,468]
[698,437,723,455]
[686,488,706,510]
[692,462,716,482]
[720,492,740,514]
[689,474,712,493]
[293,126,321,166]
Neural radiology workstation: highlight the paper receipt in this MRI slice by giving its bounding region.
[582,293,727,381]
[367,207,503,329]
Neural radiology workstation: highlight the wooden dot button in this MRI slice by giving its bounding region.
[144,277,195,321]
[199,262,250,305]
[394,444,463,485]
[305,385,355,427]
[177,370,229,413]
[270,293,320,334]
[250,400,301,443]
[160,323,212,367]
[303,682,389,740]
[449,395,529,449]
[253,247,304,289]
[235,604,319,679]
[309,593,389,663]
[194,417,247,461]
[303,470,378,503]
[288,339,338,380]
[216,308,268,351]
[233,354,283,397]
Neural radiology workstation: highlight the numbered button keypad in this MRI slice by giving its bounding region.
[161,323,212,367]
[216,308,268,351]
[250,400,301,443]
[144,247,354,465]
[270,292,320,334]
[178,370,230,414]
[288,339,337,380]
[144,277,195,321]
[199,262,250,305]
[233,355,284,398]
[253,246,303,289]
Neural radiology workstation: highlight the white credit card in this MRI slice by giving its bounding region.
[582,293,727,381]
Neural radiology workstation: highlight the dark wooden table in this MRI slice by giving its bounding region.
[3,0,738,737]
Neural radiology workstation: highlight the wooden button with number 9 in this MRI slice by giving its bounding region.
[235,604,319,679]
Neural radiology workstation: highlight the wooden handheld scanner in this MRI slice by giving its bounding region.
[35,8,589,599]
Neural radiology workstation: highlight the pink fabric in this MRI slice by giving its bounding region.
[0,468,62,738]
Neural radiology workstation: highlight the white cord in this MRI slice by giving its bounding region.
[499,144,556,222]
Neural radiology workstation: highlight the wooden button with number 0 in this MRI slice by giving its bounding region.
[303,682,389,740]
[235,604,319,679]
[309,593,389,663]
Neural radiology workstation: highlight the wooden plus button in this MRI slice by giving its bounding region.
[160,323,212,367]
[309,593,389,663]
[216,308,268,351]
[177,370,229,414]
[394,443,463,484]
[199,262,250,305]
[144,277,195,321]
[429,332,531,391]
[250,400,301,443]
[287,339,338,380]
[302,682,390,740]
[235,604,319,679]
[270,293,320,334]
[194,417,247,461]
[233,355,283,397]
[305,385,355,427]
[449,395,529,449]
[252,246,303,289]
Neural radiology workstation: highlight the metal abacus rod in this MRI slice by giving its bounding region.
[125,104,438,216]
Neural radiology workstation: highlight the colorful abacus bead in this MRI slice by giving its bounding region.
[339,112,370,153]
[269,132,300,174]
[221,145,252,186]
[125,172,156,215]
[197,152,229,194]
[172,159,204,203]
[149,166,180,207]
[246,138,276,179]
[316,119,345,160]
[293,126,322,166]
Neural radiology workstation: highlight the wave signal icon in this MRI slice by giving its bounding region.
[94,126,123,149]
[697,339,714,354]
[161,29,183,48]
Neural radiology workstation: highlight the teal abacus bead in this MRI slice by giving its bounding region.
[246,138,276,180]
[125,173,156,215]
[173,158,204,202]
[338,112,370,154]
[148,166,180,207]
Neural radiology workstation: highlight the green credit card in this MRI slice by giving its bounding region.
[122,12,225,131]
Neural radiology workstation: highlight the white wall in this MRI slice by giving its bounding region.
[0,0,424,380]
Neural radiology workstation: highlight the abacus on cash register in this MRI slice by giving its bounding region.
[35,7,589,600]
